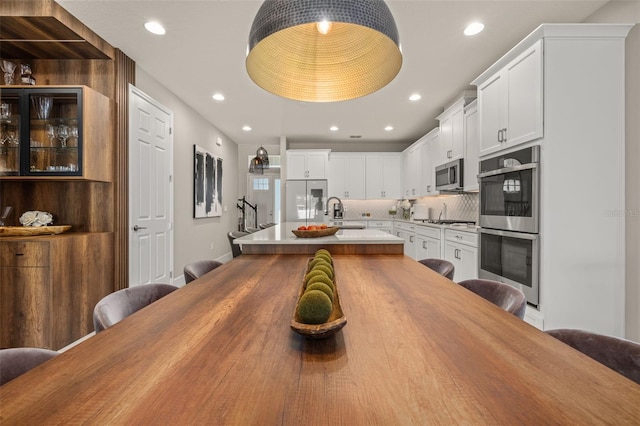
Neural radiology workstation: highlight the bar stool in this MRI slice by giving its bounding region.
[457,279,526,319]
[0,347,59,385]
[184,260,223,284]
[228,231,249,258]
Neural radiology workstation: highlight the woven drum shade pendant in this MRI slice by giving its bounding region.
[246,0,402,102]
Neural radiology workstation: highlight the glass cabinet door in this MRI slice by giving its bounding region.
[0,89,20,175]
[25,88,82,176]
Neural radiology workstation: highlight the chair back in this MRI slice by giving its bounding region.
[457,279,526,319]
[228,231,249,258]
[93,283,178,332]
[259,222,275,229]
[0,347,59,385]
[546,329,640,385]
[418,258,455,280]
[184,260,223,284]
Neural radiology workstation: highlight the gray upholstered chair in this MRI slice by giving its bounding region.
[228,231,249,258]
[259,222,275,229]
[0,347,59,385]
[93,283,178,333]
[184,260,223,284]
[418,258,455,280]
[457,279,527,319]
[546,329,640,385]
[246,227,260,233]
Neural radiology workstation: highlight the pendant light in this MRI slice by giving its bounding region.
[246,0,402,102]
[249,156,264,174]
[256,146,269,169]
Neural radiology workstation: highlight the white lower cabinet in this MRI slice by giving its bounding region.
[444,229,478,282]
[415,225,442,261]
[394,222,416,259]
[368,220,393,235]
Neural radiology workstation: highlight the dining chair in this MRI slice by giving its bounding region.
[457,279,527,319]
[546,329,640,385]
[93,283,178,332]
[246,227,260,233]
[0,347,59,385]
[228,231,249,258]
[184,260,223,284]
[259,222,276,229]
[418,258,455,280]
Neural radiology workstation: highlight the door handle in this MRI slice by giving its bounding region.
[133,225,147,231]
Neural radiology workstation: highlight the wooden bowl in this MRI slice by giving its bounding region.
[0,225,72,237]
[291,258,346,339]
[291,226,339,238]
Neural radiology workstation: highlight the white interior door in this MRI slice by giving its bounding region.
[247,173,280,225]
[128,85,173,287]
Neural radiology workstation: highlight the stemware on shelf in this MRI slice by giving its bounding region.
[1,60,17,85]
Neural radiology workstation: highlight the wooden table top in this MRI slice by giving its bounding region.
[1,254,639,424]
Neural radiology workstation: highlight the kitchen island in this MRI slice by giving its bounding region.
[234,222,404,255]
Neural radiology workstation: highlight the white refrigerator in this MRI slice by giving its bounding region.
[285,180,328,223]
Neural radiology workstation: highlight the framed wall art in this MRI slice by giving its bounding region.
[194,144,223,218]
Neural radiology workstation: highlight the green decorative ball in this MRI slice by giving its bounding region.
[313,263,334,279]
[305,282,334,302]
[314,253,333,265]
[297,290,333,324]
[304,269,329,286]
[315,248,331,257]
[307,274,335,293]
[309,257,332,271]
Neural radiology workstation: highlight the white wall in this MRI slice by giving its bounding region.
[585,2,640,341]
[135,66,240,280]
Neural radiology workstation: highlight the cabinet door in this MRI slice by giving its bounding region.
[0,89,21,175]
[416,236,440,261]
[328,155,346,197]
[505,40,543,146]
[344,155,365,199]
[306,151,328,179]
[477,72,505,156]
[286,151,308,179]
[401,146,420,198]
[382,154,402,199]
[463,102,479,191]
[366,155,385,199]
[445,242,478,282]
[0,267,51,348]
[451,106,465,160]
[401,149,412,198]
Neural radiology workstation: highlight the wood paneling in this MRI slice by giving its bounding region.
[1,254,639,423]
[0,232,113,350]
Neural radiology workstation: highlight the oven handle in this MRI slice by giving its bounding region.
[480,228,538,240]
[478,163,538,178]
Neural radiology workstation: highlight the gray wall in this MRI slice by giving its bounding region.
[585,1,640,341]
[135,66,239,282]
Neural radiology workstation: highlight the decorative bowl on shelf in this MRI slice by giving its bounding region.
[291,226,339,238]
[0,225,71,237]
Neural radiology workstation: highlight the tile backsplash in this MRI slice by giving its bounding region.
[341,193,479,223]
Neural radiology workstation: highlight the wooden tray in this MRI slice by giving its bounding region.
[291,258,346,339]
[291,226,339,238]
[0,225,72,237]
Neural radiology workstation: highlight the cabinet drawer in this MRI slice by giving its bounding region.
[394,222,415,232]
[0,241,50,267]
[445,229,478,247]
[368,221,392,228]
[415,225,441,240]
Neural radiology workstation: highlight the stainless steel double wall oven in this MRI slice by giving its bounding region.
[478,146,540,306]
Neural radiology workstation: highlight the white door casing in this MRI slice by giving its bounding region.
[128,85,174,287]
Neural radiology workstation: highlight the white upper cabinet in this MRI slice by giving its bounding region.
[286,149,329,179]
[366,153,402,199]
[420,128,439,197]
[328,153,365,199]
[436,98,465,164]
[401,142,422,198]
[463,100,479,191]
[474,40,543,156]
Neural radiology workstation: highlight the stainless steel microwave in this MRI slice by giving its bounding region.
[435,158,463,191]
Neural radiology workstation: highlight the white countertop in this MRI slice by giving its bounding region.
[234,223,404,245]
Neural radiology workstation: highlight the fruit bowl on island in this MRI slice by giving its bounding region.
[291,225,339,238]
[291,251,346,339]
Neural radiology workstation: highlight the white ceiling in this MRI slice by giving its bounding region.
[57,0,608,148]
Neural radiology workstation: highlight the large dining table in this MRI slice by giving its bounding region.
[1,254,639,424]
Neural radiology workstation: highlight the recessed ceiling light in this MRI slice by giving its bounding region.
[144,21,166,35]
[409,94,421,101]
[330,126,339,131]
[464,22,484,36]
[212,93,225,101]
[385,126,393,131]
[242,125,252,131]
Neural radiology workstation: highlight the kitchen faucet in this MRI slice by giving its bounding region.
[325,197,343,219]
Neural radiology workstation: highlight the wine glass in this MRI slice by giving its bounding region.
[56,124,69,148]
[69,126,79,147]
[1,60,16,85]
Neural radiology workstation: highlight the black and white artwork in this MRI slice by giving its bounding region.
[194,144,223,218]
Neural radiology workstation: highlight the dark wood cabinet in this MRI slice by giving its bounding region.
[0,233,113,350]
